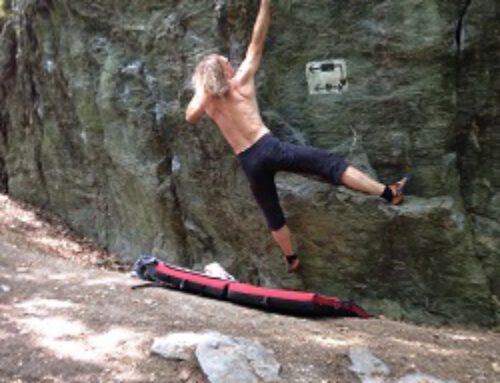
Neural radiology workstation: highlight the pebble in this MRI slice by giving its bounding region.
[0,284,11,293]
[178,369,192,381]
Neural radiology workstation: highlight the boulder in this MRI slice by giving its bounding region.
[0,0,498,326]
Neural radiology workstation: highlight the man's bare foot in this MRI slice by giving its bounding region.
[285,254,300,273]
[389,176,410,205]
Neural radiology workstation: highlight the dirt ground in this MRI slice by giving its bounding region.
[0,193,499,383]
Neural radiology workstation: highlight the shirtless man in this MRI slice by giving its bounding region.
[186,0,407,272]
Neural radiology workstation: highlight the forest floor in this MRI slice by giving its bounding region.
[0,193,499,383]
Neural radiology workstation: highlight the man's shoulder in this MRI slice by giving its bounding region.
[231,75,256,88]
[229,78,256,98]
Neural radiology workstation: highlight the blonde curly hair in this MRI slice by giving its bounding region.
[193,54,229,96]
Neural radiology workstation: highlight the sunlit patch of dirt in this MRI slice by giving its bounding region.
[0,193,127,270]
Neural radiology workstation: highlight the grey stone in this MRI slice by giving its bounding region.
[396,373,455,383]
[196,332,281,383]
[348,349,455,383]
[151,332,209,361]
[0,284,11,294]
[150,331,281,382]
[349,348,390,383]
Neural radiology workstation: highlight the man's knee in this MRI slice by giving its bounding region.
[332,158,349,185]
[268,217,286,232]
[338,164,352,185]
[270,221,287,234]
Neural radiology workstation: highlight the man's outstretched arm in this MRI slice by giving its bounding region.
[235,0,271,85]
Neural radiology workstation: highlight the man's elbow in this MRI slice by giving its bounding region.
[185,110,199,124]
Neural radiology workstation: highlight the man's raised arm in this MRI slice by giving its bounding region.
[235,0,271,85]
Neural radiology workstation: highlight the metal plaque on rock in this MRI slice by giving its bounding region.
[306,60,348,95]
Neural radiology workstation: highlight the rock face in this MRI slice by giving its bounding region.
[0,1,498,326]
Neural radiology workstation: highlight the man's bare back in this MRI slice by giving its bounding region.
[185,0,271,153]
[204,78,269,154]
